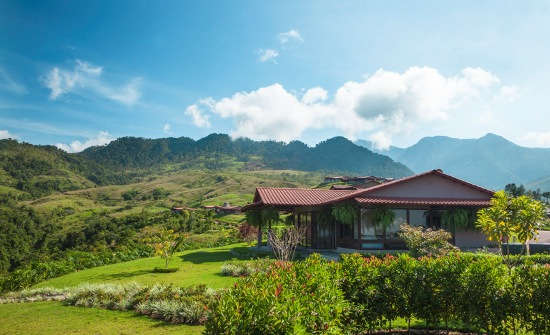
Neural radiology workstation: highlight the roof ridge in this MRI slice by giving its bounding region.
[320,169,494,205]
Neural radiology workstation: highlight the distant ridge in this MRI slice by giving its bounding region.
[80,134,413,178]
[356,133,550,191]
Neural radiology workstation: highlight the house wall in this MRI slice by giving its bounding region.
[454,229,490,249]
[369,173,490,199]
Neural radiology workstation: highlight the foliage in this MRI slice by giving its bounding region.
[476,191,515,253]
[370,206,395,228]
[0,247,153,292]
[398,224,458,257]
[237,222,258,245]
[144,228,185,268]
[331,202,358,226]
[204,254,347,335]
[62,283,215,325]
[220,259,274,277]
[442,208,472,230]
[477,191,546,255]
[510,195,545,255]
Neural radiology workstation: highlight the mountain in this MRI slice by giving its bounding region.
[80,134,412,177]
[0,134,412,199]
[356,133,550,190]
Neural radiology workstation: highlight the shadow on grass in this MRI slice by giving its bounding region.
[93,269,153,280]
[180,246,272,264]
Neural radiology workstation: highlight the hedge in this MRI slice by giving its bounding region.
[207,253,550,334]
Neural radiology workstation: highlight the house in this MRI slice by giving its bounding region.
[203,202,242,214]
[242,169,494,250]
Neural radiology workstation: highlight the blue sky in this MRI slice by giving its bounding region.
[1,1,550,151]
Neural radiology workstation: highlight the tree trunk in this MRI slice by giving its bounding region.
[525,241,530,256]
[257,223,262,248]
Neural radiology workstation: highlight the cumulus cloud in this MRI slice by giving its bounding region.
[163,123,172,134]
[0,130,16,139]
[185,99,212,127]
[55,131,114,153]
[519,131,550,148]
[185,66,512,148]
[43,60,141,105]
[278,29,303,44]
[257,49,279,63]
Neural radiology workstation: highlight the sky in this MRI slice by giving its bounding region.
[1,1,550,152]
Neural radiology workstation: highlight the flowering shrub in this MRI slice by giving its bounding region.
[205,254,347,334]
[399,224,458,257]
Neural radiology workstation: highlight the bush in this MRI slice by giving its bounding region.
[399,224,458,257]
[204,254,348,334]
[64,283,214,325]
[220,258,274,277]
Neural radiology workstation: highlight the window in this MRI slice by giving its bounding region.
[386,209,406,239]
[360,209,384,240]
[409,210,427,227]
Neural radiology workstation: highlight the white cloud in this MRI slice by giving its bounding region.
[302,87,328,104]
[257,49,279,63]
[278,29,303,44]
[0,68,26,95]
[55,131,114,153]
[0,130,16,139]
[163,123,171,134]
[185,66,513,148]
[519,131,550,148]
[185,99,212,128]
[43,60,141,105]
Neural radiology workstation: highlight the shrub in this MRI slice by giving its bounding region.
[399,224,458,257]
[220,258,274,277]
[204,254,347,334]
[64,283,214,325]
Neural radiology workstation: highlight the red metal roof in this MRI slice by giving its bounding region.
[241,170,495,211]
[355,196,491,206]
[253,187,355,207]
[322,169,494,205]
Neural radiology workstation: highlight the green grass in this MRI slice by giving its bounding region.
[35,243,258,289]
[0,301,203,335]
[8,243,263,335]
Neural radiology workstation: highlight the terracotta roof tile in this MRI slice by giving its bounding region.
[354,196,491,206]
[254,187,355,207]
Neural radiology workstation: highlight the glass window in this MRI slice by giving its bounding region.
[409,209,427,227]
[360,209,384,240]
[387,209,406,239]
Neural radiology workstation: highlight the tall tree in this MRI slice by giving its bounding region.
[511,195,545,255]
[476,191,514,254]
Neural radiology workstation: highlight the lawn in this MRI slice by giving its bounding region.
[35,243,254,289]
[4,243,263,335]
[0,301,203,335]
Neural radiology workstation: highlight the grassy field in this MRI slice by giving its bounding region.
[0,301,203,335]
[4,243,263,335]
[35,243,252,289]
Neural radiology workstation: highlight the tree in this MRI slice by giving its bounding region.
[511,195,545,255]
[477,191,545,255]
[505,183,525,197]
[542,192,550,204]
[145,227,184,268]
[476,191,514,254]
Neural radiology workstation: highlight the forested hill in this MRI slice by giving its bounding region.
[0,135,412,199]
[0,139,136,198]
[80,134,412,178]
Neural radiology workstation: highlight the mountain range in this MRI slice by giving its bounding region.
[0,134,411,199]
[356,133,550,191]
